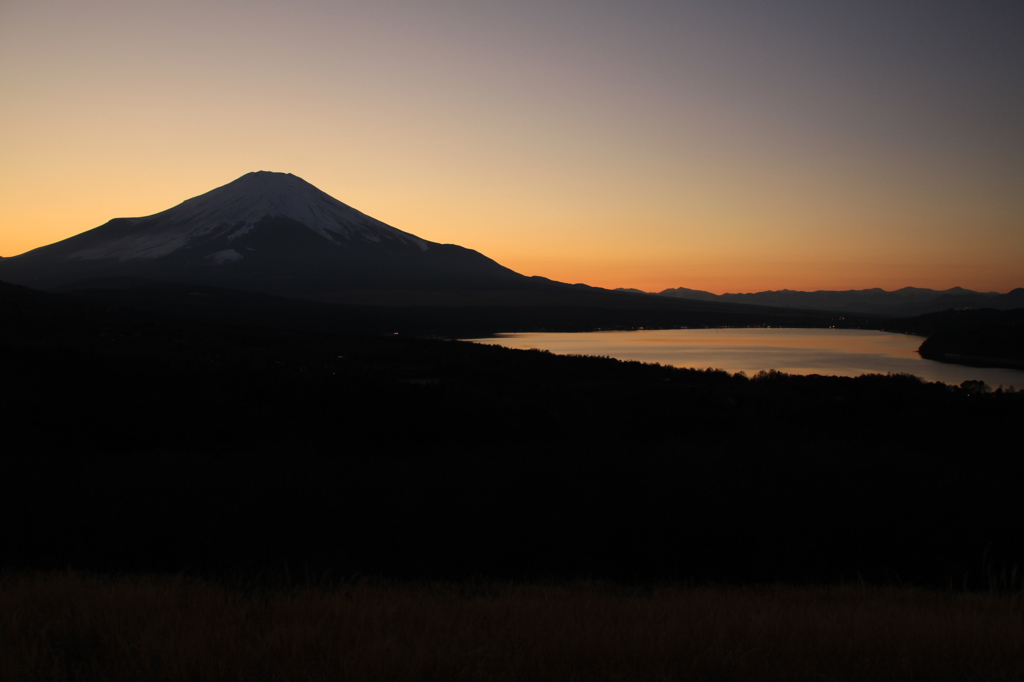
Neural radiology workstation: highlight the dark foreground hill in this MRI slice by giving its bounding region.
[52,277,863,337]
[885,308,1024,370]
[2,281,1021,587]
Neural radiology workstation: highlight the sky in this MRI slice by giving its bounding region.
[1,0,1021,294]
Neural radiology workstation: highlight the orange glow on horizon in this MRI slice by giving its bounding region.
[1,2,1020,297]
[1,159,1021,297]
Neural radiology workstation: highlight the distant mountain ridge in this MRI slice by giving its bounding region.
[618,286,1024,317]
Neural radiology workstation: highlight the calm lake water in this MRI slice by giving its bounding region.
[467,328,1024,389]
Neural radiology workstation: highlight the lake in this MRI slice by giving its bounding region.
[467,328,1024,389]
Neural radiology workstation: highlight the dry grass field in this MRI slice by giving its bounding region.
[3,571,1022,681]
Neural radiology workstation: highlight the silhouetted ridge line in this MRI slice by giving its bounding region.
[641,285,1024,316]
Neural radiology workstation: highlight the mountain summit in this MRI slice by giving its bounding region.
[66,171,431,261]
[0,171,523,293]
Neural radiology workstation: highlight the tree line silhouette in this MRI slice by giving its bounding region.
[2,281,1022,588]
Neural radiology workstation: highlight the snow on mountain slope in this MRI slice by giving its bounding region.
[65,171,428,262]
[0,171,527,293]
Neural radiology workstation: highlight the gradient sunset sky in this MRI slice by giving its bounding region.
[1,0,1021,294]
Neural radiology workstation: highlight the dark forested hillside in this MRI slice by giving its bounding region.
[2,281,1021,588]
[886,308,1024,369]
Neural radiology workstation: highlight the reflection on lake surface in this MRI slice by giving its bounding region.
[468,328,1024,389]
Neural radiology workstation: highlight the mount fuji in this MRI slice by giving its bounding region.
[0,171,526,294]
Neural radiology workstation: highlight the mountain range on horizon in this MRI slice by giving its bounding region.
[2,171,1019,322]
[616,285,1024,318]
[5,171,881,336]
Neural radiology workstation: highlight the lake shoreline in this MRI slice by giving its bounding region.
[466,327,1024,388]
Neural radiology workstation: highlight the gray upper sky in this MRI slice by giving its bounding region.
[1,0,1021,292]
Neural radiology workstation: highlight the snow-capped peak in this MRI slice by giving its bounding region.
[66,171,430,262]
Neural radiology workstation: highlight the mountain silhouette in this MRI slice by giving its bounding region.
[648,286,1024,317]
[0,171,525,294]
